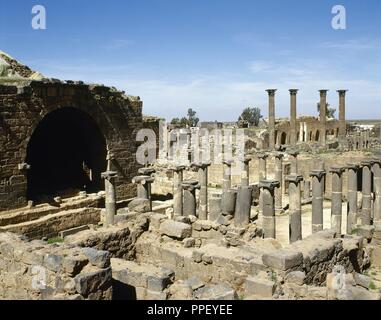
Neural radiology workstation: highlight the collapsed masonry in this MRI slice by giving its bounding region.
[1,52,381,300]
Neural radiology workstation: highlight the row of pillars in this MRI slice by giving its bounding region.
[267,89,347,149]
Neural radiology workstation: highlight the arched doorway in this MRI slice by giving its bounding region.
[26,108,107,202]
[281,132,287,145]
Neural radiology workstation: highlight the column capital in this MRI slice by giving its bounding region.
[132,175,155,185]
[190,161,212,169]
[138,167,156,176]
[222,159,234,166]
[257,152,268,160]
[309,169,326,180]
[372,157,381,166]
[337,89,348,97]
[181,179,200,191]
[266,89,277,96]
[168,165,186,172]
[101,170,118,181]
[329,166,345,175]
[361,160,374,168]
[258,179,280,190]
[285,174,303,184]
[319,89,329,96]
[286,148,299,157]
[346,163,360,170]
[243,155,253,164]
[289,89,299,95]
[273,151,284,159]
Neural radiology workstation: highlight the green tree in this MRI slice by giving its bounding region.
[238,107,262,127]
[170,117,180,125]
[317,102,336,119]
[187,108,199,127]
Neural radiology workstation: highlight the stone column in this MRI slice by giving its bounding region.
[169,165,186,216]
[319,90,328,147]
[132,175,155,211]
[266,89,277,149]
[209,193,222,221]
[257,152,268,216]
[222,159,233,193]
[287,148,299,175]
[285,174,303,243]
[101,170,118,227]
[330,167,345,235]
[303,180,311,200]
[234,185,253,227]
[259,180,280,239]
[361,160,373,225]
[337,90,347,147]
[241,156,252,186]
[274,152,284,213]
[289,89,298,146]
[221,188,237,216]
[181,180,200,217]
[310,170,326,233]
[346,163,359,233]
[191,162,211,220]
[373,158,381,225]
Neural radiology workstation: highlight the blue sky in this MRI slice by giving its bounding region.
[1,0,380,120]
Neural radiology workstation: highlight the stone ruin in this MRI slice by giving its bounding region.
[0,52,381,300]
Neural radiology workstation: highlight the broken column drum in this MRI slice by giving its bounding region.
[101,170,118,227]
[181,180,200,217]
[346,163,359,233]
[287,149,299,175]
[285,174,303,243]
[132,175,155,211]
[170,165,185,216]
[257,152,268,217]
[191,162,211,220]
[310,170,326,233]
[258,180,280,239]
[330,166,345,235]
[222,160,233,192]
[361,160,373,225]
[234,185,253,228]
[241,156,252,187]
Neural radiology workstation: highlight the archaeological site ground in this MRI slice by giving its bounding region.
[1,1,381,307]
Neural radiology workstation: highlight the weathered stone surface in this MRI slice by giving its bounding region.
[262,250,303,271]
[159,220,192,240]
[245,275,276,298]
[128,198,151,213]
[81,247,110,268]
[194,283,237,300]
[285,271,306,286]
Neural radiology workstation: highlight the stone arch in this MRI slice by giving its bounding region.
[25,107,108,202]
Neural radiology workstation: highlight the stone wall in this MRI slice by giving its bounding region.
[0,80,143,211]
[0,232,112,300]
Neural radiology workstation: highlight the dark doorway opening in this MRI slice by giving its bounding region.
[26,108,107,202]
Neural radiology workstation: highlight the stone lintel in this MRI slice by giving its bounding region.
[309,170,326,180]
[285,174,303,184]
[132,175,155,184]
[258,180,280,190]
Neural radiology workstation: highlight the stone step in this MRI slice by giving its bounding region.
[0,207,101,240]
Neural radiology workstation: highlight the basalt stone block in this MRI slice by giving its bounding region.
[244,275,276,298]
[159,220,192,240]
[74,267,112,297]
[262,250,303,271]
[81,247,110,269]
[128,198,151,213]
